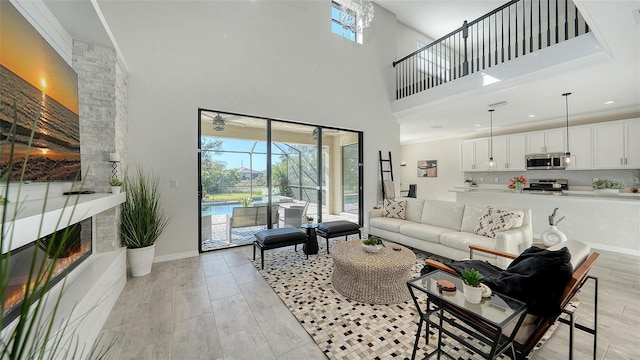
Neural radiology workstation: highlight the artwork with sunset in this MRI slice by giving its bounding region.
[0,1,81,182]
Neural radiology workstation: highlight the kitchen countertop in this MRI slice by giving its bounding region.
[450,187,640,202]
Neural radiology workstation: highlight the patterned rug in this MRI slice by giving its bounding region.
[251,238,545,360]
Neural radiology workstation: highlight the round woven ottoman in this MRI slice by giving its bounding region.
[331,240,416,304]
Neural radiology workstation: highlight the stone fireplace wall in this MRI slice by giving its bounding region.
[73,41,129,252]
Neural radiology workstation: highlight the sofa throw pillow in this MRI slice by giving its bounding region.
[474,206,521,238]
[383,199,406,219]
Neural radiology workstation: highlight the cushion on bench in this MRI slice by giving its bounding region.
[255,227,306,245]
[317,221,360,235]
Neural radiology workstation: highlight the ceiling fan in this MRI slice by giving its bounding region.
[201,112,246,131]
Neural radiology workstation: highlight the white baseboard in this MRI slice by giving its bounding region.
[589,243,640,257]
[153,251,199,263]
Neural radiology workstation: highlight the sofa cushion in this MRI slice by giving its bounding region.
[399,223,450,244]
[370,217,407,233]
[404,198,425,223]
[474,206,522,238]
[440,231,497,254]
[460,204,486,233]
[384,199,406,219]
[421,200,465,231]
[462,205,526,233]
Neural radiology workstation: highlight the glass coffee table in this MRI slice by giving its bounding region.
[407,270,527,359]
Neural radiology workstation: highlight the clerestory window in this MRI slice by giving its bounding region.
[331,1,359,43]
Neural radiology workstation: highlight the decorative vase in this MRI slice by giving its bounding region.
[462,283,483,304]
[110,186,121,194]
[362,244,383,253]
[127,244,156,277]
[541,225,567,247]
[515,182,523,193]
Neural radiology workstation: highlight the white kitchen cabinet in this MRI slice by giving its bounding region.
[461,138,489,171]
[492,136,507,171]
[526,129,566,154]
[625,119,640,168]
[565,125,592,170]
[493,134,526,171]
[593,120,639,169]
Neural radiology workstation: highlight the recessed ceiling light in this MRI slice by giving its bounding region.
[475,124,482,127]
[431,125,443,129]
[528,114,536,118]
[604,100,616,105]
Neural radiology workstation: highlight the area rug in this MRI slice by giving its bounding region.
[251,239,544,360]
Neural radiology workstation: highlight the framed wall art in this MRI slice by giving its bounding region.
[417,160,437,177]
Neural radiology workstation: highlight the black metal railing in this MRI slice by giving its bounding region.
[393,0,590,100]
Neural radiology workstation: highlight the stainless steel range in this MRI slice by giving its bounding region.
[523,179,568,194]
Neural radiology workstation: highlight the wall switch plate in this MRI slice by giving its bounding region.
[170,179,178,188]
[494,177,499,182]
[479,177,484,182]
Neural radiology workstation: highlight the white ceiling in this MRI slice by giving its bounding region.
[375,0,640,143]
[45,0,640,144]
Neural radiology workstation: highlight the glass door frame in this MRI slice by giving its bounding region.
[198,109,363,252]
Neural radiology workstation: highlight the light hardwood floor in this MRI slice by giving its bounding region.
[97,246,640,359]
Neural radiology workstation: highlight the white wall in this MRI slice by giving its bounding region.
[98,1,401,259]
[399,138,462,201]
[395,21,434,59]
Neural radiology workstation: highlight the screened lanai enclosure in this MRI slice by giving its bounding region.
[198,110,363,251]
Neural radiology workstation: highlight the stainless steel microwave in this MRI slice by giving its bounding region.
[525,153,565,170]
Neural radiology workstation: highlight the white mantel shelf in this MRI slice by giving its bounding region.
[1,192,126,253]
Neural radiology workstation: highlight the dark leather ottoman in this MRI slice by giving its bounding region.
[253,228,308,269]
[316,220,361,254]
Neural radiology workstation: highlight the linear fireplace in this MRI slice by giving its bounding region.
[2,217,92,329]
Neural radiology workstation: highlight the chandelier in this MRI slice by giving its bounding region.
[339,0,375,34]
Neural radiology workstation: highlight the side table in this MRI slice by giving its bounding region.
[407,270,528,360]
[301,223,319,255]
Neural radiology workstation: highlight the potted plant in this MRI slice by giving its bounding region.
[592,179,624,196]
[109,177,123,194]
[464,178,476,187]
[120,166,170,277]
[239,196,253,207]
[362,235,383,253]
[460,268,483,304]
[509,175,527,193]
[306,215,314,224]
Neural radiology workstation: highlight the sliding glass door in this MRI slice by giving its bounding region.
[198,110,362,252]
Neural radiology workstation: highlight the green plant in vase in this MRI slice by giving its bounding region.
[460,268,483,287]
[239,196,253,207]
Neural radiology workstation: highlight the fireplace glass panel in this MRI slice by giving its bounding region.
[2,217,92,329]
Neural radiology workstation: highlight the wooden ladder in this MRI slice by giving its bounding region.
[379,151,394,200]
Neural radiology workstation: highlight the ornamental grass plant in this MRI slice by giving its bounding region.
[120,166,170,249]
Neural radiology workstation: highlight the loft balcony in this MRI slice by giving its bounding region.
[392,0,602,113]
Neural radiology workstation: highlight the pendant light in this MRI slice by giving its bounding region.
[562,93,572,164]
[488,109,495,169]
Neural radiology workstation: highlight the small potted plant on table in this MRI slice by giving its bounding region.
[306,216,314,225]
[460,268,483,304]
[362,235,383,253]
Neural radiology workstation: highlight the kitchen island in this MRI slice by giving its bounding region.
[452,188,640,255]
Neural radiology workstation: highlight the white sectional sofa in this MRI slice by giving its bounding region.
[368,198,533,268]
